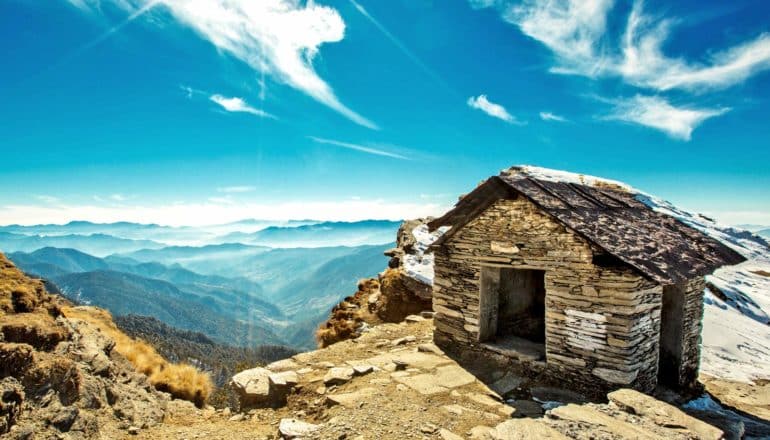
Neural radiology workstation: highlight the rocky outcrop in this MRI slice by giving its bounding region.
[316,220,440,348]
[0,253,184,438]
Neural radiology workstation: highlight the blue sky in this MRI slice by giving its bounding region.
[1,0,769,226]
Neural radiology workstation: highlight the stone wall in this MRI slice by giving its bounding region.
[679,277,705,388]
[432,197,666,393]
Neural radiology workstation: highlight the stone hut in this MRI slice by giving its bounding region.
[427,166,745,393]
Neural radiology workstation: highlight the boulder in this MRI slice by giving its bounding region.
[439,428,464,440]
[492,419,568,439]
[352,365,374,376]
[325,388,376,408]
[269,371,299,387]
[279,418,321,439]
[468,425,494,440]
[392,335,416,346]
[266,359,299,372]
[231,367,292,409]
[608,389,723,440]
[323,367,354,386]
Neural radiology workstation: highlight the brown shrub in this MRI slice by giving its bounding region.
[62,306,212,407]
[0,313,69,351]
[315,319,358,348]
[11,288,37,313]
[0,343,35,378]
[152,364,212,408]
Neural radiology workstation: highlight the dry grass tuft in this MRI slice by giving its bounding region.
[316,318,358,349]
[592,180,630,193]
[750,270,770,278]
[63,306,212,407]
[315,278,382,348]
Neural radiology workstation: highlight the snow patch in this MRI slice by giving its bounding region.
[402,224,449,285]
[506,165,633,191]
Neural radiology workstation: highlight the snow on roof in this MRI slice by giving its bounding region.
[505,165,633,191]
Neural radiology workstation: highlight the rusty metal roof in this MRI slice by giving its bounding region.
[429,169,746,284]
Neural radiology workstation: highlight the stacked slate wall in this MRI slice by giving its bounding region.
[432,197,664,392]
[679,277,705,388]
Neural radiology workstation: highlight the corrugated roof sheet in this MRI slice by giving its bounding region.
[429,169,745,284]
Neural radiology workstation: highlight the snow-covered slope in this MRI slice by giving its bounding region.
[639,192,770,382]
[453,166,770,383]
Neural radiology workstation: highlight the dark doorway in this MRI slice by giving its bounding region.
[479,267,546,343]
[659,283,685,387]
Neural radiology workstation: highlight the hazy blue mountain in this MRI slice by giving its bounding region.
[8,247,278,321]
[105,260,265,298]
[53,270,282,347]
[735,224,770,232]
[0,219,322,247]
[759,229,770,239]
[271,243,392,349]
[273,243,392,319]
[119,243,270,269]
[9,247,108,274]
[217,220,400,247]
[0,231,164,256]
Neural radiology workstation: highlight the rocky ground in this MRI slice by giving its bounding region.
[139,317,770,439]
[0,254,170,439]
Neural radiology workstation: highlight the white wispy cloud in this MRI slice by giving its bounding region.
[539,111,568,122]
[506,0,613,77]
[68,0,377,129]
[308,136,411,160]
[207,196,235,205]
[217,186,256,194]
[210,94,274,119]
[34,195,61,204]
[490,0,770,91]
[467,95,523,124]
[604,95,729,141]
[471,0,767,138]
[618,3,770,91]
[109,193,128,201]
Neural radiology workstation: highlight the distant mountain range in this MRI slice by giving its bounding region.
[219,220,401,247]
[2,218,397,350]
[0,219,390,247]
[0,231,165,256]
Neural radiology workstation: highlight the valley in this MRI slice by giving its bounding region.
[2,220,400,351]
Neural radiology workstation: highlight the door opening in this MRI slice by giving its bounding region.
[479,267,545,343]
[659,283,685,387]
